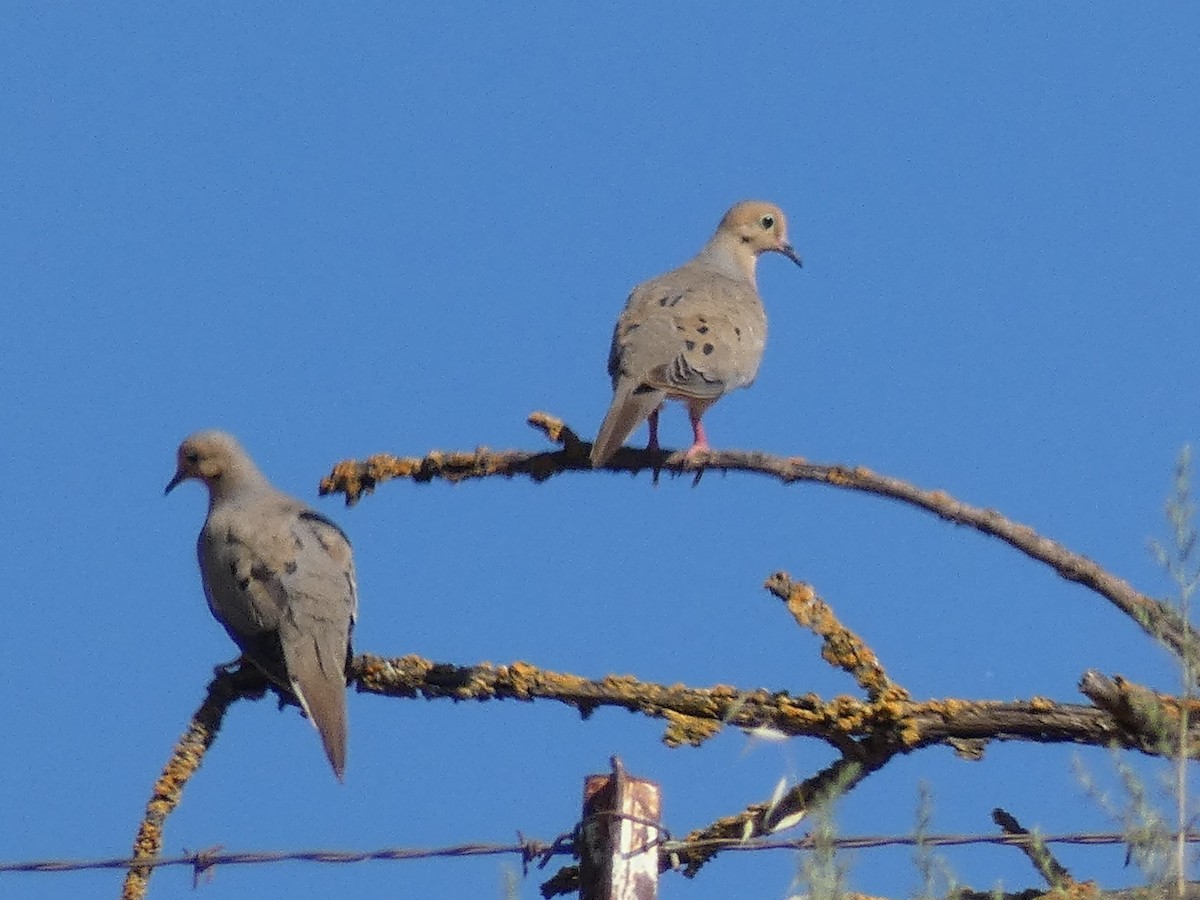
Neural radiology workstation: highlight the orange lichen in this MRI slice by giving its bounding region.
[899,723,923,747]
[878,684,912,704]
[928,698,970,718]
[765,572,900,702]
[528,411,567,443]
[601,673,644,689]
[826,468,854,486]
[121,681,236,900]
[773,704,826,730]
[663,709,723,747]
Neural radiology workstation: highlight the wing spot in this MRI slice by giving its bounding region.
[685,340,696,351]
[702,343,714,355]
[697,325,709,334]
[284,560,298,575]
[734,327,742,338]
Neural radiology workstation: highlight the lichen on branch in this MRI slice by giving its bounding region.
[319,411,1199,667]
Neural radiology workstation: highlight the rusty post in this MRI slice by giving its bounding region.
[578,757,661,900]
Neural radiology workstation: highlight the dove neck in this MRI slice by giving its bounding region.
[208,464,273,510]
[694,238,758,287]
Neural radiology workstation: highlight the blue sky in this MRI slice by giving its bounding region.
[3,4,1199,898]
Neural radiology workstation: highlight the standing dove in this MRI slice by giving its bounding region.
[590,200,803,467]
[166,430,357,781]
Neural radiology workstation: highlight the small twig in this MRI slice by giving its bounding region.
[992,808,1073,889]
[1078,669,1200,753]
[764,572,908,703]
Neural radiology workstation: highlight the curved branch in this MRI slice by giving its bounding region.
[120,665,269,900]
[318,411,1197,663]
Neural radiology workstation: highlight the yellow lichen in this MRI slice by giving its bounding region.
[528,411,566,442]
[663,709,722,747]
[899,723,922,746]
[934,698,969,717]
[879,685,911,704]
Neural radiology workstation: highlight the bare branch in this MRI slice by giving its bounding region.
[318,412,1198,665]
[1079,669,1200,754]
[120,664,269,900]
[124,620,1200,895]
[352,652,1158,755]
[992,808,1073,889]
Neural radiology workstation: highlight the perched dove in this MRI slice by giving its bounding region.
[166,430,357,781]
[590,200,803,467]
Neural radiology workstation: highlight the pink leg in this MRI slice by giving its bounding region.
[646,405,662,453]
[685,409,710,457]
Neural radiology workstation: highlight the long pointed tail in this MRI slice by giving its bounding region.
[590,386,663,467]
[284,632,349,781]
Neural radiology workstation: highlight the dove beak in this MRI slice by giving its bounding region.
[779,242,803,268]
[164,470,186,495]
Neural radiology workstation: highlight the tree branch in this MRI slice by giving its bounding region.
[125,569,1200,897]
[352,651,1166,755]
[120,664,270,900]
[124,648,1200,898]
[318,411,1198,665]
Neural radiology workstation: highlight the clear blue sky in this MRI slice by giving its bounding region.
[3,5,1199,898]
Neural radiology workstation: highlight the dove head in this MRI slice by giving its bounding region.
[165,430,264,499]
[720,201,802,266]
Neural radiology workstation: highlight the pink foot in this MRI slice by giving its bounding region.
[685,412,710,457]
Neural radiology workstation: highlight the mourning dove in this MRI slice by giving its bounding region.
[166,430,357,781]
[590,200,802,467]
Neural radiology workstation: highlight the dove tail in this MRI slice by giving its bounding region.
[590,386,663,467]
[286,638,350,781]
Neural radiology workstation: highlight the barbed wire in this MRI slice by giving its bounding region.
[5,828,1199,879]
[673,830,1200,852]
[3,836,566,881]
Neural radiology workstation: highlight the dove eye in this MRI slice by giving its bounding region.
[760,214,775,229]
[185,451,200,465]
